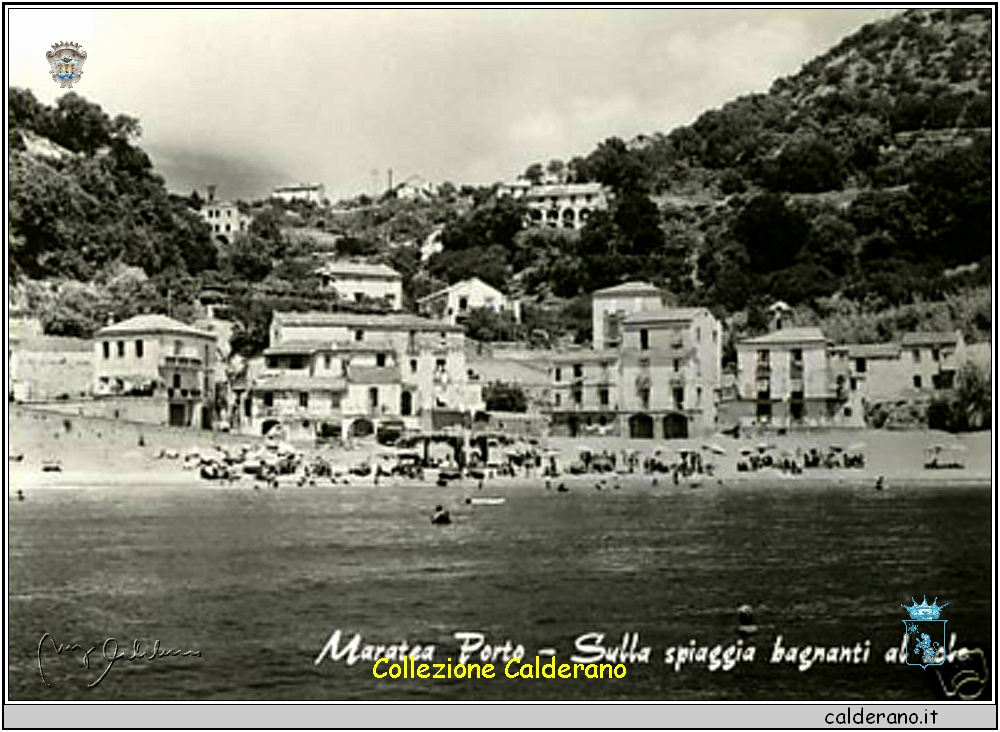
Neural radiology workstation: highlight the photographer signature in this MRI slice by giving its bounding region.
[38,633,201,688]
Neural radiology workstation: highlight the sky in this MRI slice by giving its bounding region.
[8,7,900,202]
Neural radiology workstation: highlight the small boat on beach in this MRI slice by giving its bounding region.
[465,497,506,506]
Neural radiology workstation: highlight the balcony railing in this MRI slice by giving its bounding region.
[163,355,203,368]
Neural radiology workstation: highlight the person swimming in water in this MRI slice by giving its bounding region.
[431,505,451,525]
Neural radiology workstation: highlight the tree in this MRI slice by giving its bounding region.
[523,163,545,185]
[733,193,809,274]
[483,382,528,412]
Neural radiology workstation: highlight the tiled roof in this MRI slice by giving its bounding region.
[316,261,401,279]
[252,374,346,392]
[592,281,662,299]
[522,182,605,197]
[264,340,394,355]
[623,307,708,325]
[551,349,619,363]
[845,343,902,359]
[417,277,504,303]
[900,332,960,347]
[96,314,215,340]
[739,327,828,346]
[273,311,462,332]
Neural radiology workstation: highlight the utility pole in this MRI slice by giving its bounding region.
[387,168,393,196]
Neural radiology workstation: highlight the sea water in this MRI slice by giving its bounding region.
[7,478,991,700]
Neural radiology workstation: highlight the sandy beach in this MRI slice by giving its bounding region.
[8,405,991,491]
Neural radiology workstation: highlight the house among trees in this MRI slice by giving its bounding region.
[314,260,403,310]
[417,277,518,326]
[497,181,609,230]
[198,185,251,245]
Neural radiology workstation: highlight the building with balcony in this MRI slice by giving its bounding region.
[199,186,251,245]
[242,311,483,441]
[497,181,609,231]
[93,314,217,428]
[417,277,518,326]
[272,182,326,204]
[732,327,858,429]
[548,350,620,436]
[315,260,403,310]
[618,308,722,439]
[591,281,664,350]
[899,331,967,393]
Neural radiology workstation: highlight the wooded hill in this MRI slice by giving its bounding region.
[7,8,992,351]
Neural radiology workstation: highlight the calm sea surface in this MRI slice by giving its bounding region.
[7,478,991,700]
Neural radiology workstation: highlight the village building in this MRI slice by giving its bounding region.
[618,308,723,438]
[547,350,620,437]
[417,277,518,326]
[198,186,251,244]
[497,181,610,230]
[591,281,664,350]
[92,314,217,428]
[731,327,859,429]
[241,311,483,441]
[272,182,326,204]
[315,260,403,310]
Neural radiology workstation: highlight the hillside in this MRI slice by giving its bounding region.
[7,8,993,353]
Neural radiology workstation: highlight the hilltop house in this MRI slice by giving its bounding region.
[315,260,403,310]
[417,278,518,326]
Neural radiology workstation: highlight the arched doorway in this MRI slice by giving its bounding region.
[629,413,654,439]
[261,418,280,436]
[401,391,413,416]
[350,417,374,438]
[568,415,580,437]
[663,413,688,439]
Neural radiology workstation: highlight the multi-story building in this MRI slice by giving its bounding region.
[315,260,403,310]
[199,186,251,244]
[242,312,483,441]
[417,277,518,326]
[591,281,664,350]
[732,327,857,429]
[618,308,722,438]
[93,314,217,428]
[272,183,326,204]
[497,181,609,230]
[548,350,620,436]
[900,331,967,393]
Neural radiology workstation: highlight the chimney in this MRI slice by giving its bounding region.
[106,312,115,326]
[207,185,217,202]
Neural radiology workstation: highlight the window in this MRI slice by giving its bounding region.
[369,387,379,410]
[263,391,273,407]
[639,389,650,410]
[640,329,649,350]
[117,341,125,357]
[712,329,718,344]
[696,326,702,342]
[913,375,922,389]
[572,386,582,405]
[174,340,183,356]
[673,359,681,373]
[353,329,364,342]
[435,358,446,373]
[376,353,387,368]
[554,367,562,382]
[354,293,364,303]
[932,348,940,362]
[855,358,867,373]
[850,377,858,391]
[401,391,413,416]
[791,348,803,363]
[102,341,110,359]
[410,359,418,374]
[573,364,583,379]
[696,386,702,406]
[458,296,468,312]
[299,392,309,408]
[639,358,650,370]
[599,387,609,407]
[912,349,921,364]
[673,387,684,410]
[204,345,210,364]
[173,374,181,389]
[554,393,561,407]
[844,407,853,418]
[325,354,332,369]
[135,340,144,358]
